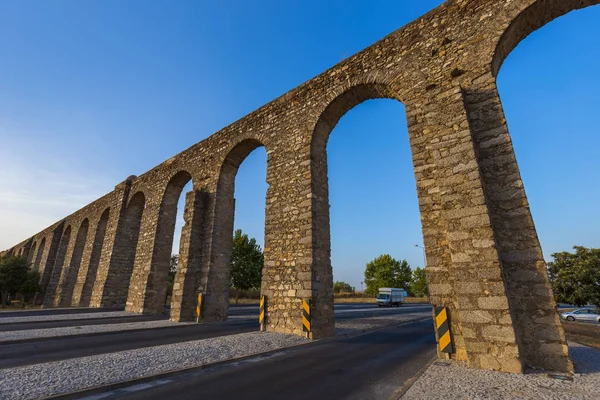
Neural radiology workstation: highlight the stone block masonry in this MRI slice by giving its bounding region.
[5,0,597,373]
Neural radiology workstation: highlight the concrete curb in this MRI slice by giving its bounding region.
[43,317,432,400]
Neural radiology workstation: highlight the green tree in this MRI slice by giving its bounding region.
[20,270,41,303]
[334,281,354,294]
[548,246,600,308]
[0,255,29,307]
[165,254,179,304]
[410,267,429,297]
[230,229,263,302]
[169,254,178,279]
[363,254,412,295]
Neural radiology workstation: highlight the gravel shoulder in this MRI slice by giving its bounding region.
[401,342,600,400]
[0,320,194,342]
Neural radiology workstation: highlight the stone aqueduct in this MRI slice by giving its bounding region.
[2,0,596,373]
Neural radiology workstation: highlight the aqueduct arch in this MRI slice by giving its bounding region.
[126,171,195,315]
[33,238,45,271]
[44,226,72,307]
[72,207,111,307]
[5,0,596,373]
[55,218,89,306]
[307,83,406,338]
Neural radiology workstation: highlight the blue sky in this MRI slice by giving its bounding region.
[1,1,598,291]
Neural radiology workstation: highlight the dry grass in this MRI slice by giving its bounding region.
[334,296,428,304]
[334,297,376,303]
[227,296,429,305]
[0,303,42,312]
[562,320,600,349]
[229,298,259,305]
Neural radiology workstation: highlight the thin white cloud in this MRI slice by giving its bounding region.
[0,149,112,250]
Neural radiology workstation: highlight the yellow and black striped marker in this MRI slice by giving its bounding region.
[196,293,203,323]
[259,295,266,331]
[435,306,452,353]
[302,299,311,336]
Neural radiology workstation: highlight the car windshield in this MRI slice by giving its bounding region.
[376,294,389,300]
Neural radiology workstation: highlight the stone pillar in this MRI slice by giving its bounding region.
[74,209,110,307]
[404,84,523,373]
[71,219,99,306]
[463,73,571,373]
[22,240,33,264]
[404,97,467,361]
[261,142,334,339]
[33,238,46,272]
[201,192,235,322]
[169,182,233,322]
[57,220,89,306]
[26,241,37,265]
[39,224,64,295]
[43,226,72,307]
[125,199,168,315]
[90,180,133,308]
[54,227,79,306]
[170,190,208,322]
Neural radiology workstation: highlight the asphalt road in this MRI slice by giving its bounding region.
[0,306,123,317]
[0,314,164,331]
[0,319,256,369]
[0,304,431,369]
[229,302,431,320]
[113,319,437,400]
[1,304,254,331]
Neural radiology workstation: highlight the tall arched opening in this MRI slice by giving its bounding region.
[78,208,110,307]
[493,4,600,255]
[34,238,46,272]
[44,225,71,306]
[309,83,424,338]
[164,179,192,307]
[127,171,194,315]
[58,219,89,306]
[200,139,267,322]
[27,241,37,265]
[104,191,145,307]
[496,4,600,247]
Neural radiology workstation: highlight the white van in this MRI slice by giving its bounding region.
[376,288,407,307]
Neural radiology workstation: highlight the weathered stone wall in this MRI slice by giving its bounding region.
[3,0,598,373]
[73,207,110,307]
[40,193,115,307]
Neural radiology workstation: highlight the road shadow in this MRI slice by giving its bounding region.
[570,342,600,374]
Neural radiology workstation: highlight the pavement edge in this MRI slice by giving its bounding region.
[389,354,437,400]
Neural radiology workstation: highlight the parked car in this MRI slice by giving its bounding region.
[560,308,600,323]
